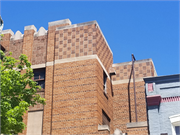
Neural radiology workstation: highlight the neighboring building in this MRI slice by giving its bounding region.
[1,19,157,135]
[144,74,180,135]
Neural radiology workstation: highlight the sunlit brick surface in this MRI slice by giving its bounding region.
[0,19,158,135]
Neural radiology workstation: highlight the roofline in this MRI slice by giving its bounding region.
[56,20,113,55]
[143,74,180,82]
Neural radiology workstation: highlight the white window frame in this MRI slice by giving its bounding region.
[169,114,180,135]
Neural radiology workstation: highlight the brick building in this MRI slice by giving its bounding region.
[1,19,157,135]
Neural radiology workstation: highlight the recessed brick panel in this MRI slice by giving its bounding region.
[9,39,23,59]
[32,35,47,65]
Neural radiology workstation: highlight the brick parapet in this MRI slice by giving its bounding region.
[0,32,12,52]
[9,39,23,60]
[112,59,157,81]
[23,29,36,62]
[32,35,47,65]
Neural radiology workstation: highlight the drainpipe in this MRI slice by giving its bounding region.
[132,54,137,122]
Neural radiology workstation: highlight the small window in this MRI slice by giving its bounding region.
[0,44,6,52]
[102,110,110,127]
[103,71,107,94]
[176,126,180,135]
[33,68,45,90]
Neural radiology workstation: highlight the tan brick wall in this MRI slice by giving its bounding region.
[29,91,44,111]
[55,24,96,60]
[2,19,157,135]
[46,23,70,62]
[32,35,47,65]
[112,60,155,81]
[127,127,149,135]
[50,59,113,134]
[112,60,156,134]
[55,23,113,72]
[96,27,113,72]
[43,22,71,135]
[23,29,35,62]
[42,65,53,135]
[9,39,23,59]
[0,33,12,51]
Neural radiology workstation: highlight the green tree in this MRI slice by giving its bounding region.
[0,50,46,134]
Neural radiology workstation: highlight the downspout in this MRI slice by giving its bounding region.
[132,54,137,122]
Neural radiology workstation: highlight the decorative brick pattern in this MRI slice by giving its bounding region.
[55,24,96,60]
[112,60,155,81]
[96,27,113,73]
[46,23,70,62]
[161,96,180,103]
[32,35,47,65]
[43,22,71,135]
[112,60,156,134]
[1,19,157,135]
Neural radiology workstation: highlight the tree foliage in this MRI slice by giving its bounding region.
[0,50,46,134]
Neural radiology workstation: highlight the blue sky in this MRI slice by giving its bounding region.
[1,1,179,76]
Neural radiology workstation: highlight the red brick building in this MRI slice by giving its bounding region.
[1,19,157,135]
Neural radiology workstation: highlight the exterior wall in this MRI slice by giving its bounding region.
[112,59,157,134]
[144,74,180,135]
[0,18,159,135]
[43,20,71,135]
[0,30,13,51]
[55,24,97,59]
[96,27,113,71]
[32,35,47,65]
[1,19,114,134]
[50,58,113,134]
[9,39,23,59]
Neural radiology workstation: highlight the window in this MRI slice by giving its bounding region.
[1,45,6,52]
[102,110,110,127]
[103,71,107,94]
[169,114,180,135]
[103,71,108,99]
[33,68,45,90]
[176,126,180,135]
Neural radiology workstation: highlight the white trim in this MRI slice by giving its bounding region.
[34,27,47,37]
[46,62,54,66]
[169,114,180,135]
[1,29,14,35]
[98,124,110,132]
[48,19,71,26]
[112,78,144,85]
[31,63,46,69]
[13,55,110,80]
[24,25,37,32]
[12,31,23,40]
[54,55,97,64]
[54,55,110,79]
